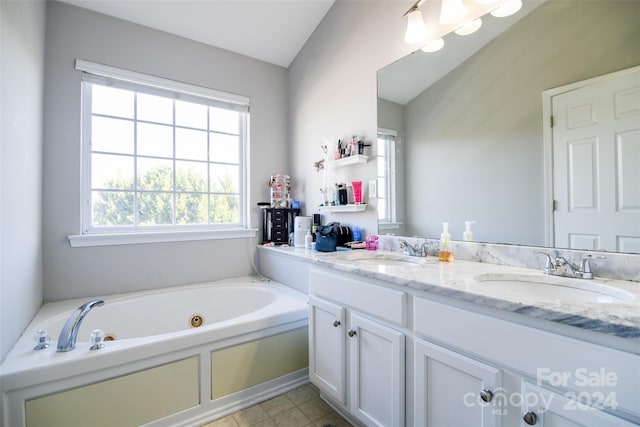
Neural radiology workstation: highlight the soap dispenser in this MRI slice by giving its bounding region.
[463,221,475,241]
[438,222,454,262]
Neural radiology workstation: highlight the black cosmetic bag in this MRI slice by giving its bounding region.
[316,224,337,252]
[315,222,352,252]
[331,222,352,246]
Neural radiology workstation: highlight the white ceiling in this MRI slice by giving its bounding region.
[60,0,544,102]
[58,0,336,68]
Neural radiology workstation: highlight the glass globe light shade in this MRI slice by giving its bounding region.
[404,8,428,44]
[440,0,467,25]
[454,18,482,35]
[421,38,445,53]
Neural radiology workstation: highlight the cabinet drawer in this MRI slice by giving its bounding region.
[272,209,287,219]
[272,231,288,243]
[309,267,406,326]
[413,297,640,419]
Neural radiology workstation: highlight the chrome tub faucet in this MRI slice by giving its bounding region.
[57,299,105,352]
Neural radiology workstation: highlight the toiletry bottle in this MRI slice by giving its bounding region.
[438,222,454,262]
[352,226,362,242]
[350,136,357,156]
[463,221,475,241]
[305,229,313,251]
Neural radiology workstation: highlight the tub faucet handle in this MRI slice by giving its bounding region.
[90,329,105,350]
[33,329,51,350]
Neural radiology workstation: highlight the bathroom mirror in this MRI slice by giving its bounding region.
[377,0,640,253]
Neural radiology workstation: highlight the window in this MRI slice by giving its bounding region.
[377,130,397,224]
[76,60,249,241]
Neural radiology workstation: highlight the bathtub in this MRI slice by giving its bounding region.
[1,277,309,427]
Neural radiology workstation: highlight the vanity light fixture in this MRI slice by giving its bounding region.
[421,37,445,53]
[403,0,523,52]
[440,0,468,25]
[490,0,523,17]
[404,4,429,44]
[454,18,483,36]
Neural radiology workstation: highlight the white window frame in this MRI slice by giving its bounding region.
[68,59,255,247]
[377,128,399,229]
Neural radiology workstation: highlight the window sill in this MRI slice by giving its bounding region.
[67,228,258,248]
[379,221,403,231]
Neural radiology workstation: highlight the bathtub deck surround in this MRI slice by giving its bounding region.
[0,277,310,427]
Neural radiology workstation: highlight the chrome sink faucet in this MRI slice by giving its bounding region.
[400,240,427,257]
[57,299,105,352]
[537,253,604,280]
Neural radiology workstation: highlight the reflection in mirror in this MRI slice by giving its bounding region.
[377,130,400,232]
[377,0,640,253]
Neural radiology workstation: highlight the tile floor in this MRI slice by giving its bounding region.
[201,383,353,427]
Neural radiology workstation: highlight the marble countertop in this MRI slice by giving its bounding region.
[258,246,640,344]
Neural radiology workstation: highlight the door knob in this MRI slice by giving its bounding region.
[333,320,341,327]
[348,329,357,337]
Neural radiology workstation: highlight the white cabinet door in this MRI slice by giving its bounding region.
[348,313,405,427]
[309,295,346,404]
[414,338,502,427]
[520,383,637,427]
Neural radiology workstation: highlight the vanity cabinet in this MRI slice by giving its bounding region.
[414,338,502,427]
[308,267,405,427]
[413,296,640,426]
[260,247,639,426]
[520,383,638,427]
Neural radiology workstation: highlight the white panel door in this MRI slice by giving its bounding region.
[414,338,502,427]
[308,295,346,404]
[552,67,640,252]
[348,313,405,427]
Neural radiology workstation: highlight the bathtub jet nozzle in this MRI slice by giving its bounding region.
[56,299,105,352]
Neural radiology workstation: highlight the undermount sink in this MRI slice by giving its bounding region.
[343,253,435,267]
[353,258,424,267]
[473,273,636,304]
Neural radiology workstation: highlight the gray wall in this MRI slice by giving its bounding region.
[1,0,46,362]
[43,2,288,301]
[403,0,640,244]
[288,1,413,237]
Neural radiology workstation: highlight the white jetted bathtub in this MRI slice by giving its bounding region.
[1,277,309,427]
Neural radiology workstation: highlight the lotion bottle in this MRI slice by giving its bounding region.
[438,222,453,262]
[463,221,475,241]
[305,229,313,251]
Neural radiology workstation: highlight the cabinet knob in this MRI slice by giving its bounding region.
[333,320,341,327]
[348,329,357,337]
[522,411,537,425]
[479,389,493,403]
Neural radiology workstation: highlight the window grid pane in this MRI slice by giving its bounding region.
[377,133,396,223]
[86,80,245,231]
